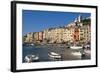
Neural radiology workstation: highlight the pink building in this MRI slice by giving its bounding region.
[38,32,43,42]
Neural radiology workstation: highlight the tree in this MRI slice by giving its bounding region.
[81,19,91,25]
[22,36,26,43]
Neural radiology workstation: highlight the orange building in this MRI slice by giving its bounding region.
[73,28,80,42]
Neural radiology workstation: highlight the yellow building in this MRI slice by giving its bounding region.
[24,15,90,44]
[34,32,39,41]
[43,27,74,43]
[62,27,74,43]
[79,25,91,43]
[25,32,34,43]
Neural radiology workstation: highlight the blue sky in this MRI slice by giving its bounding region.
[22,10,90,35]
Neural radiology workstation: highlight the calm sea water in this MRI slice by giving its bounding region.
[22,45,90,63]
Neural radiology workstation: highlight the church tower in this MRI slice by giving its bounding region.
[78,15,82,22]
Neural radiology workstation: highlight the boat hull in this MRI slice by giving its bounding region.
[25,55,39,63]
[48,52,61,59]
[70,46,82,49]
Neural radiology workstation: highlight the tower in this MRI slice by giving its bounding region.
[78,15,82,22]
[74,18,78,23]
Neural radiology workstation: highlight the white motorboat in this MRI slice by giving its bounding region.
[71,51,82,59]
[84,45,90,49]
[30,43,34,46]
[70,46,82,49]
[71,51,81,56]
[25,54,39,63]
[84,49,91,54]
[48,52,61,59]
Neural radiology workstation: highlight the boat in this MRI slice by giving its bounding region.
[30,43,34,46]
[71,51,82,59]
[71,51,81,56]
[48,52,61,59]
[84,49,91,54]
[25,54,39,63]
[71,49,86,58]
[84,45,90,49]
[70,46,82,49]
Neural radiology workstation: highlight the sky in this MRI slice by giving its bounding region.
[22,10,91,35]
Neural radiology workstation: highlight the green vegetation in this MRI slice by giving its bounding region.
[81,18,91,25]
[23,35,27,42]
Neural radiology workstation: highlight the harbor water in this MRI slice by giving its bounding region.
[22,45,91,63]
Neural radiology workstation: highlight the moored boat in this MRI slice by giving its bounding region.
[70,46,82,49]
[71,51,81,56]
[48,52,61,59]
[30,43,34,46]
[25,54,39,63]
[71,51,82,59]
